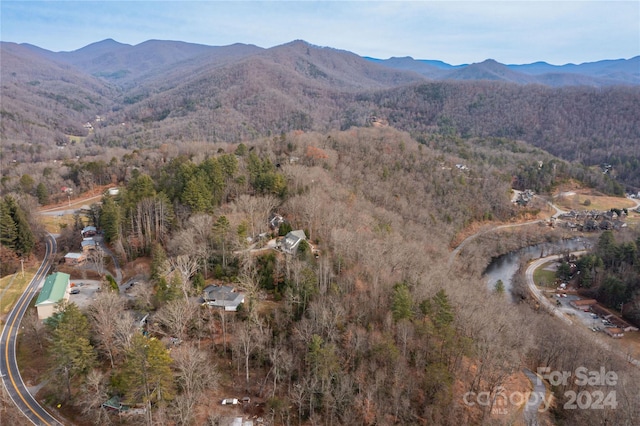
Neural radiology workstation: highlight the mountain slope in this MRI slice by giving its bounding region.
[2,38,640,188]
[443,59,537,84]
[365,56,450,79]
[259,41,426,89]
[358,81,640,185]
[102,40,428,141]
[0,42,115,143]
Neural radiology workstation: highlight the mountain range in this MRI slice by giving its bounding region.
[2,38,640,187]
[367,55,640,86]
[17,38,640,87]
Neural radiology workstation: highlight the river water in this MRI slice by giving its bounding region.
[483,238,592,301]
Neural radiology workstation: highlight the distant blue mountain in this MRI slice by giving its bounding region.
[367,56,640,86]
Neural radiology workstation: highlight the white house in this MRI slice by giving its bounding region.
[281,230,306,254]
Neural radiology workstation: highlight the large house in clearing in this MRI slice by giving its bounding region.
[281,230,307,254]
[35,272,70,320]
[203,285,245,311]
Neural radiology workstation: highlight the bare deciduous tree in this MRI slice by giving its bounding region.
[236,194,278,239]
[153,299,197,341]
[21,309,47,353]
[88,246,105,276]
[234,320,269,389]
[166,254,200,300]
[87,291,134,368]
[170,344,219,426]
[74,369,112,425]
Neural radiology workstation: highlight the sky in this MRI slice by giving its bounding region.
[1,1,638,65]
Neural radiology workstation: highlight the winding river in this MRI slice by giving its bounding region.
[483,237,592,301]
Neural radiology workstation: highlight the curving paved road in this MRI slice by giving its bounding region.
[525,254,581,326]
[0,234,64,426]
[525,252,640,369]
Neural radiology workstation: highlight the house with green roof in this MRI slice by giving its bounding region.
[35,272,70,320]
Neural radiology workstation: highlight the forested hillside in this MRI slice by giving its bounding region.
[0,127,639,424]
[363,82,640,188]
[0,43,115,144]
[2,39,640,191]
[4,34,640,426]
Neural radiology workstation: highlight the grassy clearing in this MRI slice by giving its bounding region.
[533,262,558,287]
[626,210,640,225]
[66,134,86,144]
[40,214,76,233]
[0,272,36,318]
[554,190,635,212]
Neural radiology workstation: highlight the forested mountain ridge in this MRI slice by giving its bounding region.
[0,42,116,141]
[2,39,640,190]
[370,55,640,86]
[21,39,265,89]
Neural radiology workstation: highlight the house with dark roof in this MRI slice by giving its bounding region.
[203,285,245,311]
[81,226,97,238]
[35,272,70,320]
[281,230,307,254]
[268,213,285,230]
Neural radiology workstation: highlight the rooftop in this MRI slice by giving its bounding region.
[35,272,70,306]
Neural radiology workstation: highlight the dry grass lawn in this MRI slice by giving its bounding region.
[553,189,636,212]
[0,272,36,321]
[617,331,640,362]
[40,214,76,233]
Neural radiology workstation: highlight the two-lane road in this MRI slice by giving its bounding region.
[0,234,63,426]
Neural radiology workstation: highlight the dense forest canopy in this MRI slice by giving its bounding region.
[1,127,639,425]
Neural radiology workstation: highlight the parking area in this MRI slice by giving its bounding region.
[554,293,611,331]
[68,279,102,309]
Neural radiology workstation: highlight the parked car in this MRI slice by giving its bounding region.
[70,288,80,295]
[221,398,238,405]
